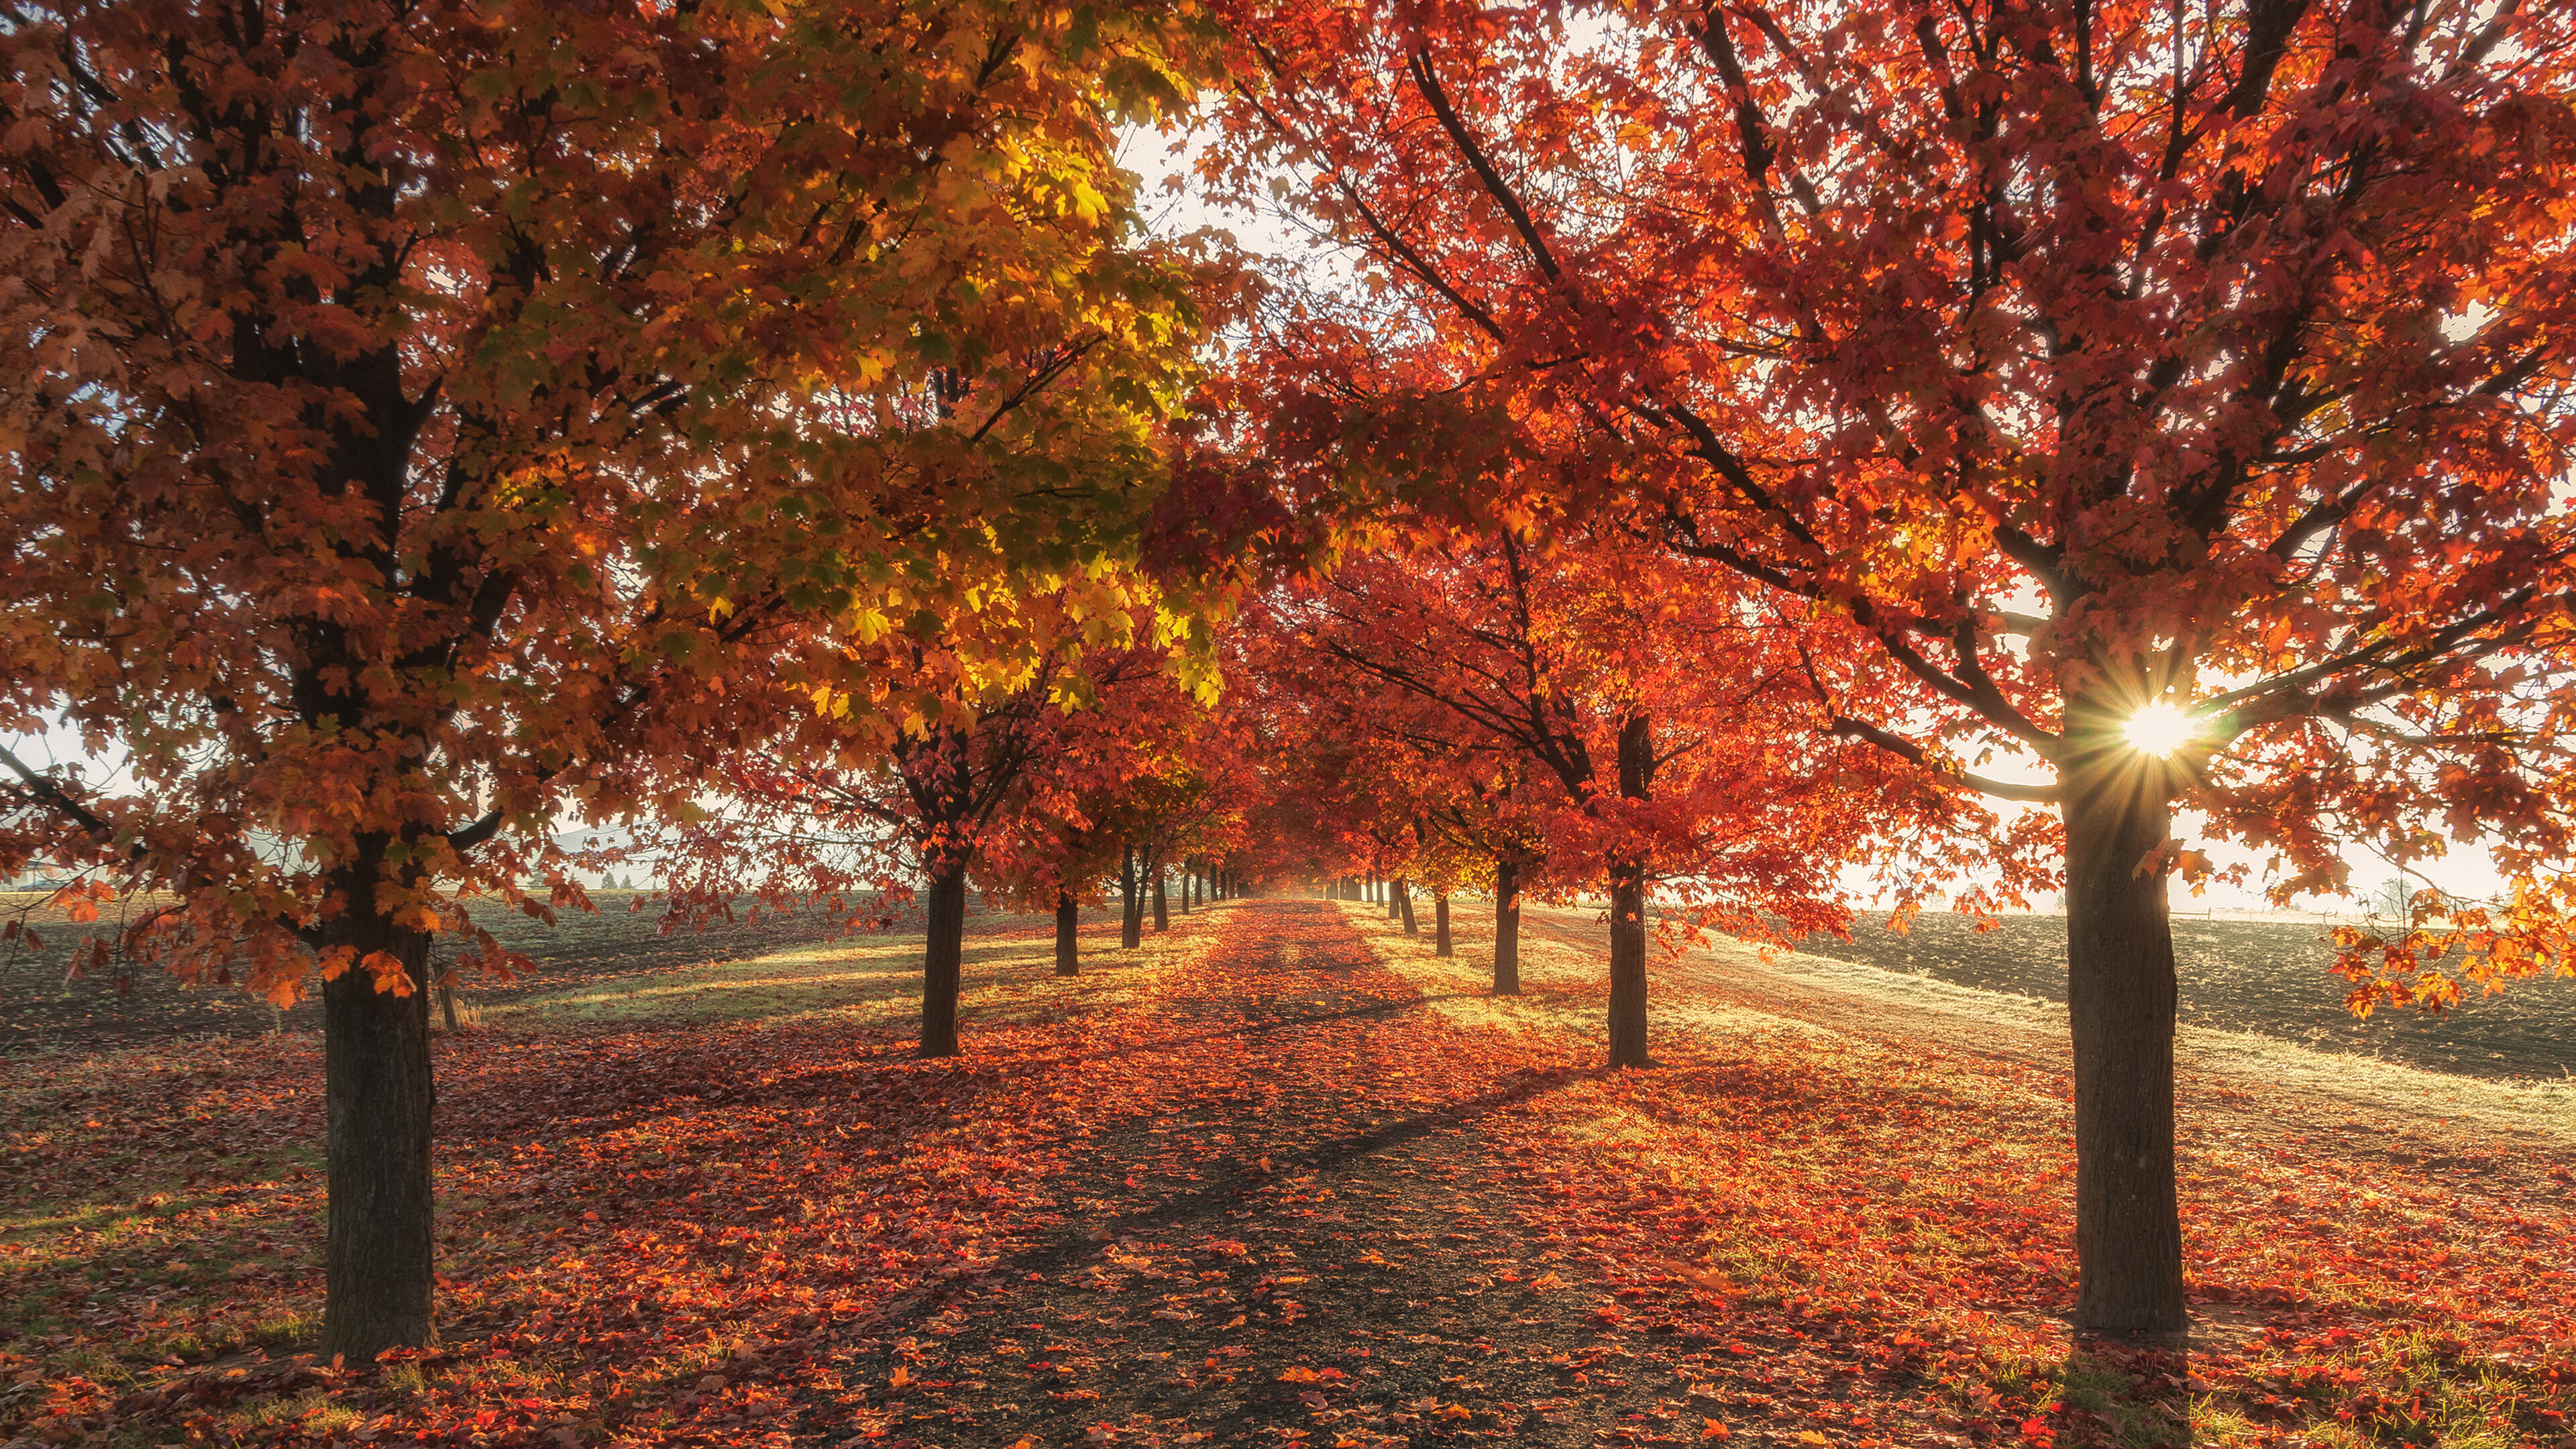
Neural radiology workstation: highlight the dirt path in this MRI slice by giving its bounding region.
[790,900,1823,1448]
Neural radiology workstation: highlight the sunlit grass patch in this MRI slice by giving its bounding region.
[1330,896,1617,1044]
[0,1042,331,1442]
[488,906,1168,1032]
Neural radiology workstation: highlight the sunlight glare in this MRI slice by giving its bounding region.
[2124,701,2196,757]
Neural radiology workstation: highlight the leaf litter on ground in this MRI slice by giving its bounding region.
[0,899,2569,1447]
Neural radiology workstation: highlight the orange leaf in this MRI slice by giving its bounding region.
[1702,1421,1732,1442]
[360,949,416,997]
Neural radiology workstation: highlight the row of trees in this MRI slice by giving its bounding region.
[0,0,1250,1355]
[1195,0,2576,1336]
[5,0,2571,1358]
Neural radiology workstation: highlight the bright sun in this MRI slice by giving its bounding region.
[2124,700,2196,757]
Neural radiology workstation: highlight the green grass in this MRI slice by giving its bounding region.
[1960,1332,2565,1449]
[485,936,929,1026]
[483,908,1171,1032]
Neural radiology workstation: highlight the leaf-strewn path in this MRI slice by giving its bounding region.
[7,898,2570,1448]
[798,900,1944,1448]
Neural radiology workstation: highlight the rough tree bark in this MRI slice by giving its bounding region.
[320,860,436,1360]
[1434,893,1452,957]
[1395,877,1415,932]
[2060,690,2187,1336]
[1492,859,1521,995]
[918,861,969,1057]
[1605,713,1654,1069]
[1120,845,1144,949]
[1055,889,1080,976]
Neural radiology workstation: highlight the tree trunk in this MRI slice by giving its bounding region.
[437,982,460,1034]
[1395,877,1415,932]
[1181,863,1193,914]
[2061,701,2187,1336]
[919,862,968,1057]
[1493,859,1521,995]
[1434,894,1452,957]
[1605,863,1650,1067]
[321,892,437,1360]
[1121,844,1144,949]
[1055,889,1080,977]
[1605,713,1654,1069]
[1151,853,1169,931]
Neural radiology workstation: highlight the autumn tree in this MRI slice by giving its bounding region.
[1254,526,1957,1063]
[1412,765,1541,970]
[1220,0,2576,1333]
[0,0,1220,1354]
[1102,717,1256,935]
[650,635,1190,1053]
[977,661,1210,975]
